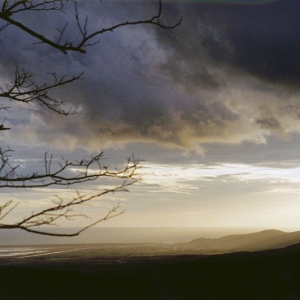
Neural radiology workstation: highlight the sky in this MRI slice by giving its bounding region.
[1,0,300,238]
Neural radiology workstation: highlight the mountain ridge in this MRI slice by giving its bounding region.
[175,229,300,253]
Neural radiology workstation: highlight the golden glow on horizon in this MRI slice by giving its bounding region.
[140,162,300,185]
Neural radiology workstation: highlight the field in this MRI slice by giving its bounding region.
[1,242,300,299]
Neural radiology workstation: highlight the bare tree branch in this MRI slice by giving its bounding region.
[3,0,64,14]
[0,0,182,54]
[0,182,134,236]
[0,0,179,236]
[0,67,82,116]
[0,151,140,188]
[0,154,140,236]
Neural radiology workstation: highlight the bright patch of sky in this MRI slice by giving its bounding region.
[141,162,300,186]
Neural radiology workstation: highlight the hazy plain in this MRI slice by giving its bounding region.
[1,226,297,245]
[1,229,300,299]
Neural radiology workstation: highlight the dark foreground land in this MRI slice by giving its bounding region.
[1,243,300,299]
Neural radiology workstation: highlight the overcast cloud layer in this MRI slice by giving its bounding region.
[1,0,300,154]
[3,0,300,232]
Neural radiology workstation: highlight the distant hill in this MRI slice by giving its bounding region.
[175,229,300,253]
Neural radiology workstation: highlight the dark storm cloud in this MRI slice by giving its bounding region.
[3,0,300,152]
[222,2,300,86]
[157,0,300,88]
[256,117,281,130]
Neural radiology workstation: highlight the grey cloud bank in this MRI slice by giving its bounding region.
[3,0,300,231]
[1,0,300,154]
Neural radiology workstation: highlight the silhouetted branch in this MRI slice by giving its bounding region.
[0,67,82,116]
[0,182,134,236]
[0,153,140,236]
[0,0,182,54]
[0,151,140,188]
[0,117,10,131]
[1,0,64,14]
[0,0,179,236]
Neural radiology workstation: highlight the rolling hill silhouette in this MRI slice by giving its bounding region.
[176,229,300,253]
[1,229,300,299]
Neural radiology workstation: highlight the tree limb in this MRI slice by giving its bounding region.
[0,0,182,54]
[0,67,82,115]
[0,183,134,236]
[0,150,140,188]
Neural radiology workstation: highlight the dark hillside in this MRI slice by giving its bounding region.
[176,229,300,253]
[1,243,300,299]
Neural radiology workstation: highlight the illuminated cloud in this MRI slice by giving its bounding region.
[138,161,300,194]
